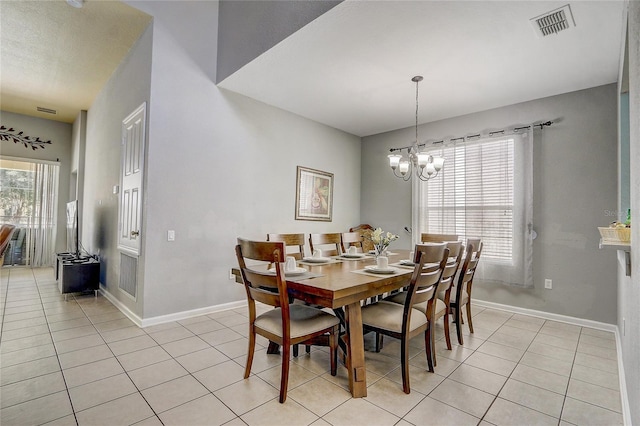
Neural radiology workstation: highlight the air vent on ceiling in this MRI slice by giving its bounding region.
[37,106,57,115]
[530,4,575,37]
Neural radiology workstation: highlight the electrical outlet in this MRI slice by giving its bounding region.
[545,279,552,289]
[167,230,175,241]
[229,269,235,280]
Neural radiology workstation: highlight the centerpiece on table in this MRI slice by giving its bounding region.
[368,227,399,258]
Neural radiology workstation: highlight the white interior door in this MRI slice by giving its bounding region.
[118,103,146,256]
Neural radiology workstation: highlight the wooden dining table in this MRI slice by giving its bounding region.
[233,249,414,398]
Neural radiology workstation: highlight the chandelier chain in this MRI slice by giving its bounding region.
[415,78,419,145]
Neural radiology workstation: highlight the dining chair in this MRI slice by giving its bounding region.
[340,232,363,253]
[386,241,463,367]
[450,241,483,345]
[309,233,342,257]
[361,243,449,393]
[349,224,375,252]
[235,238,340,403]
[266,233,306,260]
[420,233,459,243]
[0,224,16,266]
[433,241,464,353]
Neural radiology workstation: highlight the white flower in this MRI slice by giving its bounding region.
[367,227,398,256]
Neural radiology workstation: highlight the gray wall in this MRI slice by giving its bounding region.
[618,1,639,424]
[81,0,362,320]
[70,110,87,244]
[0,111,72,255]
[216,0,341,83]
[82,21,153,317]
[362,84,618,324]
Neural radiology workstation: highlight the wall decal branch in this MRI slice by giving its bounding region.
[0,125,52,150]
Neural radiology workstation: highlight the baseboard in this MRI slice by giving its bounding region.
[99,286,143,327]
[138,300,246,328]
[99,286,246,328]
[474,298,630,425]
[473,298,617,332]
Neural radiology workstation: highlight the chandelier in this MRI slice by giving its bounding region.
[387,76,444,181]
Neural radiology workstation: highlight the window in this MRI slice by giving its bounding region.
[0,158,59,266]
[419,138,515,261]
[416,132,533,287]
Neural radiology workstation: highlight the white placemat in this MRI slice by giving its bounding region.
[334,254,368,261]
[298,258,342,266]
[265,270,324,280]
[351,267,410,278]
[389,261,415,270]
[365,251,401,257]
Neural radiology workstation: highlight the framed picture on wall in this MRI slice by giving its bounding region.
[295,166,333,221]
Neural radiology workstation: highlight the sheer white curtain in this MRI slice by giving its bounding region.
[416,130,533,287]
[29,162,59,267]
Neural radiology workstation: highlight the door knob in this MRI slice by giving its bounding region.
[131,230,140,237]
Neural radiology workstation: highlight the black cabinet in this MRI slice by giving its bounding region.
[56,254,100,299]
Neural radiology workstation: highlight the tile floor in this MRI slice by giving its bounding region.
[0,267,624,426]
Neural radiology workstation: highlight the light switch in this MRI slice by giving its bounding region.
[167,230,175,241]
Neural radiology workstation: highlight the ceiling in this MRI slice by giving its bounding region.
[219,0,626,137]
[0,1,625,136]
[0,0,151,123]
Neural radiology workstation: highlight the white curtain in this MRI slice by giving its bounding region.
[416,130,533,288]
[29,162,59,267]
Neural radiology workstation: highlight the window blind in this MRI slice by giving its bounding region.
[419,138,515,261]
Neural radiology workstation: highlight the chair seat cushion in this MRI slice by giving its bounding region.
[361,301,427,333]
[384,292,446,318]
[439,289,469,305]
[255,304,339,339]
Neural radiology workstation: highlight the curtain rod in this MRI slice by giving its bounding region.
[389,120,553,153]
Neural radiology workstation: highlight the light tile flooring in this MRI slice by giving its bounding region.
[0,267,624,426]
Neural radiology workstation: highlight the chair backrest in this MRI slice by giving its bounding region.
[0,224,16,258]
[456,241,483,300]
[340,232,363,253]
[437,241,464,295]
[267,233,306,260]
[309,233,342,257]
[349,224,375,252]
[409,243,450,307]
[421,233,459,243]
[466,237,481,253]
[236,238,289,310]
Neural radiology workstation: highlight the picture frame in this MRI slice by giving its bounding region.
[295,166,333,221]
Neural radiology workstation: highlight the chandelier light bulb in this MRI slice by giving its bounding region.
[416,151,430,168]
[432,156,445,171]
[388,154,402,170]
[399,160,410,175]
[387,75,444,182]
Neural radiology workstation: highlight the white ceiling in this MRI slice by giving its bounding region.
[0,1,625,134]
[219,0,626,137]
[0,0,151,123]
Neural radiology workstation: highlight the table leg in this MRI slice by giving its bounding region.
[266,341,280,354]
[344,302,367,397]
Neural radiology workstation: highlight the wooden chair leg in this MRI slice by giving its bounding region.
[454,305,464,345]
[330,325,338,376]
[466,302,474,333]
[374,332,383,352]
[306,345,311,354]
[245,330,256,379]
[279,344,291,403]
[431,320,437,367]
[443,309,452,350]
[425,326,434,372]
[293,344,299,357]
[401,336,411,394]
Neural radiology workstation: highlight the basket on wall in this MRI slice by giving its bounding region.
[598,227,631,244]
